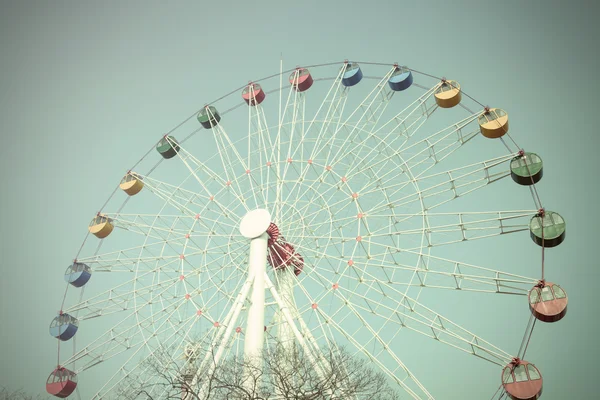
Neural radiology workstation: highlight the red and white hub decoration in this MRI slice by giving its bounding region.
[266,222,304,276]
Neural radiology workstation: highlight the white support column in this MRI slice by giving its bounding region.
[238,209,272,395]
[243,232,269,359]
[276,268,297,353]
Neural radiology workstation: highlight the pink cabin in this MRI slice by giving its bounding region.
[502,360,542,400]
[289,67,313,92]
[242,83,266,106]
[46,367,78,398]
[529,282,568,322]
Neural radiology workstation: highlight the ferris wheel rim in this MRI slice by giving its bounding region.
[50,60,560,400]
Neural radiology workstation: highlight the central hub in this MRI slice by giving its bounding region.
[239,209,304,276]
[266,223,304,276]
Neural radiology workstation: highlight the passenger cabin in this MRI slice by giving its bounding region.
[388,66,413,91]
[479,108,509,138]
[49,313,79,341]
[119,171,144,195]
[510,152,543,185]
[529,211,566,248]
[289,67,313,92]
[156,136,180,159]
[434,80,461,108]
[46,367,77,398]
[88,214,114,239]
[197,106,221,129]
[502,360,542,400]
[529,282,568,322]
[242,83,266,106]
[341,62,363,87]
[64,262,91,287]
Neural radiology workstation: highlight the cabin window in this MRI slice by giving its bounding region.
[553,285,567,299]
[527,364,541,380]
[514,365,528,382]
[541,286,554,302]
[502,367,514,384]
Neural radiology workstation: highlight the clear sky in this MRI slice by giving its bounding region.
[1,1,598,398]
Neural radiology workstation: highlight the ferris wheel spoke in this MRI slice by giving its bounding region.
[65,268,182,319]
[103,213,194,240]
[345,113,482,193]
[105,213,240,249]
[285,195,356,240]
[194,251,249,317]
[171,145,249,216]
[280,71,400,216]
[400,116,481,178]
[141,177,228,229]
[309,233,538,294]
[306,262,514,367]
[338,285,513,366]
[305,237,536,295]
[76,242,180,273]
[388,250,538,294]
[375,82,440,143]
[280,161,346,215]
[79,232,244,277]
[366,154,514,211]
[63,283,190,373]
[212,122,264,209]
[369,210,535,249]
[277,93,308,216]
[274,84,298,222]
[289,272,433,399]
[142,176,245,238]
[248,102,274,169]
[323,67,397,169]
[246,104,272,208]
[305,75,348,165]
[209,123,245,187]
[299,67,346,158]
[262,273,345,386]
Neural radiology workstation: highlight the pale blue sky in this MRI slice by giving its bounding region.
[1,1,598,398]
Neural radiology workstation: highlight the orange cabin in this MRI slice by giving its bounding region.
[434,80,461,108]
[479,108,509,138]
[119,171,144,196]
[88,214,114,239]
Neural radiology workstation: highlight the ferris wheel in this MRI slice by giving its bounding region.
[46,60,567,400]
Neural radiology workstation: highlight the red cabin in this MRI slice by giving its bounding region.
[242,83,266,106]
[46,367,78,398]
[502,359,542,400]
[289,67,313,92]
[529,281,568,322]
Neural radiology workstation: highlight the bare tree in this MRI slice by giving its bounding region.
[117,341,400,400]
[0,386,49,400]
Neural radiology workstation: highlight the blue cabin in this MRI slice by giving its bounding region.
[49,314,79,341]
[341,62,363,87]
[388,66,413,91]
[64,262,92,288]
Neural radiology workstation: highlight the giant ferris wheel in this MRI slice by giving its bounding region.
[46,60,567,399]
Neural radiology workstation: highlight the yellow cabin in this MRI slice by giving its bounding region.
[478,108,509,138]
[88,214,114,239]
[119,172,144,196]
[434,80,462,108]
